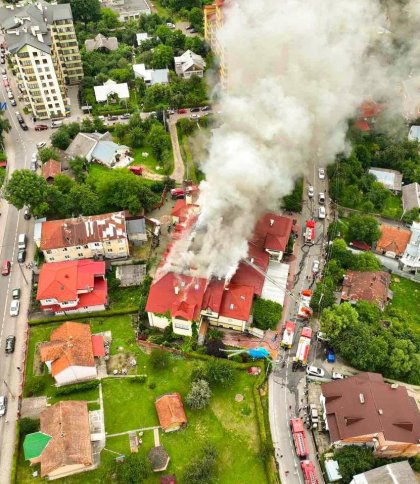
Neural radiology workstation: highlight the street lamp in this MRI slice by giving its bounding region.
[3,379,15,399]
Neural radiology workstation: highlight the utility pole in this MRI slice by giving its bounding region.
[18,263,28,285]
[3,380,15,399]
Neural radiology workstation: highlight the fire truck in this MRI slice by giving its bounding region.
[281,321,296,349]
[290,418,310,458]
[300,460,318,484]
[294,326,312,367]
[304,220,315,245]
[297,290,313,319]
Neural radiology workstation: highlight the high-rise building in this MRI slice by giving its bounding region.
[204,0,228,90]
[0,1,83,120]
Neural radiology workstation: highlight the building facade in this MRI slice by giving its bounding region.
[399,222,420,275]
[0,1,83,120]
[204,0,227,89]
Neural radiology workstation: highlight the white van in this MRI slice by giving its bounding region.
[18,233,26,250]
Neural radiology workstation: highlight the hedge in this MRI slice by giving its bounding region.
[28,307,139,326]
[128,375,147,384]
[53,380,100,397]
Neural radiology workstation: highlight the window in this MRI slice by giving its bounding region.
[94,242,100,247]
[84,245,88,249]
[53,96,58,101]
[46,250,52,254]
[106,241,111,245]
[64,255,70,259]
[174,322,190,331]
[63,248,67,252]
[78,253,83,257]
[47,75,52,79]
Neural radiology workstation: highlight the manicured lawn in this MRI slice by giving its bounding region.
[20,313,267,483]
[381,193,403,220]
[386,276,420,334]
[132,147,161,173]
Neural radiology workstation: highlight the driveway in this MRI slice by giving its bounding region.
[20,397,48,419]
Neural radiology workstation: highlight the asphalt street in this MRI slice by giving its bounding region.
[269,159,331,484]
[0,57,48,481]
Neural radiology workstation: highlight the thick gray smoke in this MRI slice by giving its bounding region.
[165,0,413,279]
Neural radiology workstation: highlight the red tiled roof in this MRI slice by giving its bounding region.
[40,212,126,250]
[350,240,371,251]
[146,272,207,321]
[341,271,391,308]
[322,372,420,445]
[39,322,95,376]
[360,101,384,118]
[91,335,105,357]
[41,159,61,180]
[171,200,199,223]
[155,393,187,431]
[202,279,225,313]
[37,260,106,303]
[219,284,254,321]
[253,213,293,253]
[376,225,411,256]
[354,120,370,132]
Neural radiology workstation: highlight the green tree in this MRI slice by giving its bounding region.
[310,276,336,312]
[146,123,171,161]
[388,339,416,379]
[69,184,101,216]
[355,300,381,326]
[183,445,218,484]
[206,359,235,387]
[321,302,359,340]
[149,349,170,370]
[252,298,282,330]
[185,379,212,410]
[4,170,49,215]
[99,7,119,29]
[189,7,204,31]
[66,0,101,24]
[402,208,420,224]
[113,453,150,484]
[51,129,71,150]
[330,239,356,269]
[69,157,88,183]
[347,214,380,245]
[151,44,174,69]
[333,446,378,483]
[282,179,303,212]
[38,146,60,164]
[352,251,381,271]
[0,112,11,140]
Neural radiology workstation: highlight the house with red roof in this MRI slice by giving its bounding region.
[39,322,104,386]
[171,199,199,224]
[41,159,61,183]
[37,260,107,315]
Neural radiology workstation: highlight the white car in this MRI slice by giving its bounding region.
[7,91,13,100]
[316,332,329,342]
[166,22,176,29]
[2,74,7,80]
[318,168,325,179]
[332,372,344,380]
[36,141,46,149]
[312,260,320,273]
[190,114,199,120]
[306,365,325,378]
[318,206,326,219]
[308,186,314,198]
[318,192,325,204]
[10,299,20,317]
[0,396,7,416]
[31,152,37,162]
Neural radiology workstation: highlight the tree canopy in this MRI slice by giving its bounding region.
[252,298,282,330]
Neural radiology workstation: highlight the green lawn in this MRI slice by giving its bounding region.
[386,276,420,335]
[381,193,403,220]
[132,147,161,173]
[19,317,267,483]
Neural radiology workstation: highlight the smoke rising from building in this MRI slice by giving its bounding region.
[165,0,415,279]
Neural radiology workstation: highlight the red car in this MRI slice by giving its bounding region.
[128,166,143,176]
[34,125,48,131]
[3,79,9,87]
[2,259,11,276]
[177,108,187,114]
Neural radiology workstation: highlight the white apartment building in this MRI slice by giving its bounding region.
[400,222,420,275]
[0,1,83,120]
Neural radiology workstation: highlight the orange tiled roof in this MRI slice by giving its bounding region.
[41,159,61,180]
[376,225,411,256]
[155,393,187,431]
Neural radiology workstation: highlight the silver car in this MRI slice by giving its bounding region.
[0,396,7,416]
[10,299,20,317]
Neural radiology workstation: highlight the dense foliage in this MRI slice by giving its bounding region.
[183,445,218,484]
[186,379,212,409]
[282,178,303,213]
[347,214,381,245]
[252,298,283,330]
[112,453,150,484]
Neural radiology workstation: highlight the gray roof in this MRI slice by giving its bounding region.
[126,218,146,235]
[151,69,169,85]
[65,132,105,159]
[85,34,118,52]
[408,125,420,142]
[402,182,420,211]
[368,167,403,191]
[7,32,51,55]
[91,140,128,165]
[351,461,416,484]
[102,0,151,15]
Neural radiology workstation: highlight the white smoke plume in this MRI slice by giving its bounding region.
[165,0,414,279]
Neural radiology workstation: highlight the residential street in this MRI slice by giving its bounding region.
[269,160,331,484]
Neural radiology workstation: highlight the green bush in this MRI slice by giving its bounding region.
[148,382,156,389]
[252,298,283,330]
[150,349,170,370]
[53,380,99,396]
[29,307,139,325]
[27,379,45,397]
[129,375,147,384]
[206,359,236,387]
[19,418,39,437]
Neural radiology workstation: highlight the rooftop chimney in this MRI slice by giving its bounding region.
[378,408,383,415]
[270,219,274,227]
[185,193,192,205]
[359,393,365,404]
[250,257,254,264]
[229,303,235,310]
[174,285,179,295]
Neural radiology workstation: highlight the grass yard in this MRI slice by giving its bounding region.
[386,276,420,335]
[381,193,403,220]
[178,132,205,184]
[20,316,267,483]
[132,147,162,173]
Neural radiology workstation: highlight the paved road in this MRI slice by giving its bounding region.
[0,58,52,482]
[269,160,331,483]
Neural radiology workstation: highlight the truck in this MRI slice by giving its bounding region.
[297,290,313,319]
[304,220,315,245]
[290,418,310,458]
[300,460,318,484]
[294,326,312,367]
[170,184,198,199]
[281,320,296,349]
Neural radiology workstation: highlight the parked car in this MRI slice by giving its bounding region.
[190,114,199,120]
[177,108,187,114]
[0,396,7,416]
[186,25,193,30]
[23,207,31,220]
[3,79,9,87]
[318,192,325,204]
[1,58,5,65]
[107,115,118,121]
[308,185,314,198]
[7,91,13,100]
[30,161,37,171]
[97,115,105,121]
[166,22,175,29]
[15,111,23,122]
[36,141,46,149]
[31,152,37,162]
[1,259,10,276]
[19,122,28,131]
[17,250,26,263]
[167,109,175,114]
[1,69,6,75]
[306,366,325,378]
[5,336,16,354]
[326,347,335,363]
[10,299,20,317]
[316,331,329,342]
[34,124,48,131]
[312,260,320,273]
[190,28,197,33]
[120,113,131,119]
[318,206,326,219]
[190,107,200,112]
[201,106,210,111]
[12,288,20,300]
[1,74,7,80]
[10,99,16,107]
[332,372,344,380]
[318,167,325,179]
[51,120,63,128]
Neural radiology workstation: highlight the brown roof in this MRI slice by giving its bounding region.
[155,393,187,431]
[148,446,170,471]
[341,271,391,309]
[40,211,126,250]
[39,322,95,376]
[39,401,92,477]
[322,372,420,445]
[402,182,420,211]
[41,159,61,181]
[376,225,411,256]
